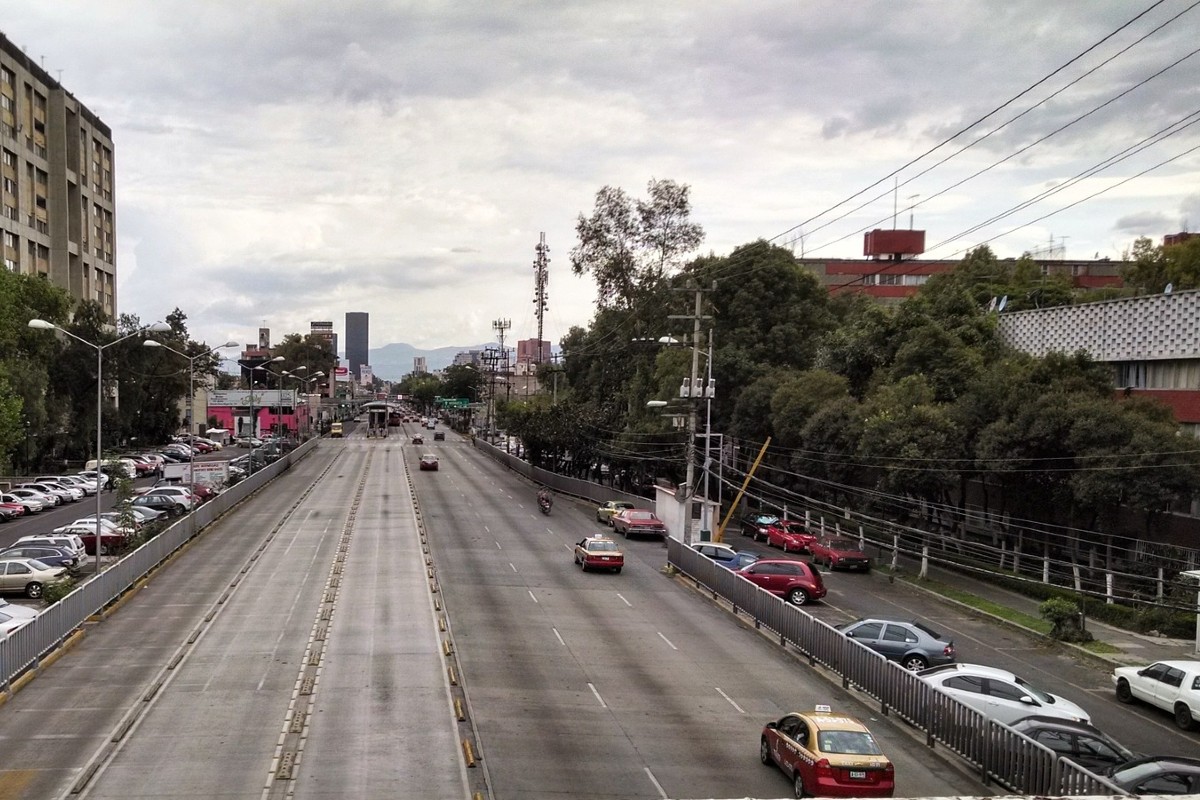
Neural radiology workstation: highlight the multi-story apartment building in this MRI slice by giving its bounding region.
[0,32,116,316]
[516,338,552,364]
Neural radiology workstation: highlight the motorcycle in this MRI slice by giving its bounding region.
[538,496,552,515]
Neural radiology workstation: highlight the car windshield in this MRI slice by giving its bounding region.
[755,515,779,525]
[590,541,619,552]
[817,730,883,756]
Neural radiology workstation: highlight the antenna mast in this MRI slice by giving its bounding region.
[533,232,549,364]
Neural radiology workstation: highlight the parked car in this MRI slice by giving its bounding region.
[131,493,187,518]
[809,535,871,572]
[0,598,39,622]
[691,542,760,570]
[1,491,47,513]
[419,453,439,471]
[760,705,895,798]
[1104,756,1200,795]
[1008,716,1137,772]
[127,505,166,524]
[918,663,1090,725]
[0,545,79,570]
[12,485,64,506]
[765,519,817,553]
[15,533,87,560]
[0,502,25,521]
[74,471,110,492]
[0,557,69,599]
[740,512,780,541]
[0,609,34,637]
[611,509,667,538]
[1113,660,1200,730]
[21,481,82,502]
[47,475,98,495]
[733,559,827,606]
[836,618,956,671]
[596,500,636,526]
[144,486,199,508]
[573,536,624,573]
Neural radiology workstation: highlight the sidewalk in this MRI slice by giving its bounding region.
[896,554,1199,668]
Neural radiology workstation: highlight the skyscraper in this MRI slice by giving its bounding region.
[346,312,369,381]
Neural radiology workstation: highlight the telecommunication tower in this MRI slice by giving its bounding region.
[533,232,549,364]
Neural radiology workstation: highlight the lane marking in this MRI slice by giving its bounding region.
[616,593,632,607]
[509,563,517,572]
[495,541,503,550]
[716,687,745,713]
[644,767,668,799]
[588,682,607,708]
[657,632,677,650]
[553,628,566,646]
[528,590,538,604]
[545,528,553,534]
[484,525,490,534]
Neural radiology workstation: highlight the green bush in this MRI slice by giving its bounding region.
[41,577,77,605]
[1040,597,1093,643]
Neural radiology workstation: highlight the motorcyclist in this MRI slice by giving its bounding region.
[537,488,552,509]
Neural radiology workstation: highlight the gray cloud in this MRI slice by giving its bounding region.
[1115,211,1172,233]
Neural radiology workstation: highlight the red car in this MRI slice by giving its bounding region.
[0,501,26,521]
[611,509,667,539]
[419,453,439,471]
[766,519,817,553]
[733,559,827,606]
[573,536,624,573]
[809,536,871,572]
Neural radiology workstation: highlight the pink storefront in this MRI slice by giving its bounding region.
[206,389,311,438]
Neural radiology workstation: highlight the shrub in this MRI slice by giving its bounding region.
[41,577,77,605]
[1040,596,1094,643]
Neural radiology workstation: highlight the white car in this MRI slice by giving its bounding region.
[1114,660,1200,730]
[0,558,69,599]
[147,487,197,509]
[18,482,79,503]
[0,492,47,513]
[918,663,1090,725]
[9,487,60,507]
[15,534,87,561]
[0,609,34,637]
[75,471,110,492]
[0,598,38,622]
[44,475,97,496]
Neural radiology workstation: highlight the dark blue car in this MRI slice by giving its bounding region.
[691,542,761,570]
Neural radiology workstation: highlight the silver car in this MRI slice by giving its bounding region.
[0,492,47,513]
[0,558,69,599]
[837,618,956,671]
[918,662,1091,725]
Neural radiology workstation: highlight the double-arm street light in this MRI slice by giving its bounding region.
[28,317,172,574]
[247,356,285,446]
[295,371,326,439]
[143,339,239,509]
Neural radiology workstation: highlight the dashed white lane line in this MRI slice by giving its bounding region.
[716,687,745,713]
[553,627,566,646]
[657,632,677,650]
[528,590,538,603]
[616,593,632,607]
[509,562,517,572]
[495,541,503,550]
[645,767,668,799]
[588,683,607,708]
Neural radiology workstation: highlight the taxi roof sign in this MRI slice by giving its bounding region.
[814,704,832,713]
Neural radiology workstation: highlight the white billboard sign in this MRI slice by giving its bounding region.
[209,390,294,406]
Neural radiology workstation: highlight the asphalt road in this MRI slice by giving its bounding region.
[1,423,1185,799]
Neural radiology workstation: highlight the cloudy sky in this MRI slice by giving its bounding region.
[8,1,1200,360]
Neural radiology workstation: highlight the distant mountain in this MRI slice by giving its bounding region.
[356,342,496,380]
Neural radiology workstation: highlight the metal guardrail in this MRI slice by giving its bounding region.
[0,439,319,692]
[664,537,1129,797]
[473,439,648,508]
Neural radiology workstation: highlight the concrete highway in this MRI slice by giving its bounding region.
[6,422,1181,798]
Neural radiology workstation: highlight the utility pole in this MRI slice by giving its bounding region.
[668,282,713,545]
[487,318,510,442]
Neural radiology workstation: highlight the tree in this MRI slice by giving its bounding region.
[1121,235,1200,293]
[571,179,704,309]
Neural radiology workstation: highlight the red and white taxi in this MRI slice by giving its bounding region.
[572,536,624,573]
[760,705,894,798]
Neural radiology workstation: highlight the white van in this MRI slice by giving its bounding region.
[84,458,137,479]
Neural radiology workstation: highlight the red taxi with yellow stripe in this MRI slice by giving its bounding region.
[760,704,894,798]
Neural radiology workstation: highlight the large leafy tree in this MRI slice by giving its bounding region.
[1121,235,1200,293]
[570,178,704,310]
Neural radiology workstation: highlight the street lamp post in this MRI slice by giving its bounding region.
[28,317,172,574]
[281,366,307,438]
[143,339,238,512]
[239,356,284,465]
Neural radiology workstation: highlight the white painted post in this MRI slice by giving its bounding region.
[921,544,929,580]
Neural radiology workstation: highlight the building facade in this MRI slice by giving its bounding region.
[799,229,1125,303]
[413,356,427,375]
[998,289,1200,435]
[1,31,116,316]
[516,338,552,364]
[345,311,368,381]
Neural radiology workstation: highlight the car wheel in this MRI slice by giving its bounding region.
[1175,703,1194,731]
[759,737,772,765]
[25,582,43,599]
[613,567,622,574]
[1115,679,1133,703]
[99,543,112,556]
[787,588,809,606]
[902,654,928,671]
[793,772,806,798]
